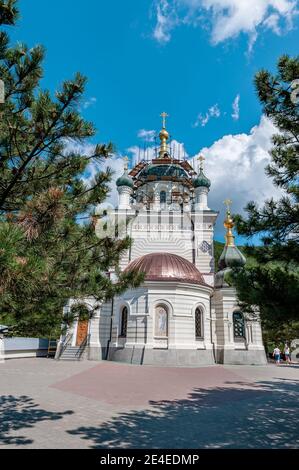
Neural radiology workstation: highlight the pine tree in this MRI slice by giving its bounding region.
[231,55,299,329]
[0,1,143,337]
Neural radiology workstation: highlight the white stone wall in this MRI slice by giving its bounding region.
[109,282,213,352]
[64,284,266,365]
[194,186,209,210]
[212,288,237,349]
[211,287,266,364]
[118,186,132,210]
[194,213,217,286]
[113,175,218,283]
[114,207,217,286]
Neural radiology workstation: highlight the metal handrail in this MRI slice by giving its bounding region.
[75,333,90,359]
[58,332,73,358]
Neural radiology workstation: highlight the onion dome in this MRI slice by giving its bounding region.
[193,169,211,189]
[116,170,134,189]
[124,252,206,286]
[218,205,246,270]
[159,127,169,141]
[216,201,246,288]
[218,245,246,271]
[116,156,134,188]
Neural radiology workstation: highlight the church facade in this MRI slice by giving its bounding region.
[59,115,266,366]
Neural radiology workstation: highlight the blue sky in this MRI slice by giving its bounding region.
[9,0,299,241]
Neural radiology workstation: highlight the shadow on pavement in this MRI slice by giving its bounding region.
[68,378,299,449]
[0,395,74,446]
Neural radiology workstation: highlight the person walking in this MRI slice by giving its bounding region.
[273,346,281,364]
[284,344,291,364]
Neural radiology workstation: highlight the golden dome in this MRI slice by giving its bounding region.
[224,214,234,230]
[224,211,235,247]
[124,253,206,285]
[159,128,169,140]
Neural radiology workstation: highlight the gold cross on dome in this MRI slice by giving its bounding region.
[197,155,205,171]
[160,112,169,129]
[224,199,233,213]
[123,156,129,171]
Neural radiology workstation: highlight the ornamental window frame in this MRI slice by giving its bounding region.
[233,311,246,341]
[120,306,128,338]
[195,306,204,340]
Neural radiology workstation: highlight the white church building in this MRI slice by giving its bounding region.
[58,115,266,366]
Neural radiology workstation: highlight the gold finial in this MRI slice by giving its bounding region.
[224,198,232,214]
[159,112,170,158]
[198,155,205,171]
[223,199,235,247]
[123,156,129,171]
[160,111,169,129]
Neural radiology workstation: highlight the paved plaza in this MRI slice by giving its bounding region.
[0,358,298,449]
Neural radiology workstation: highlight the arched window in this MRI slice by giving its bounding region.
[155,305,168,338]
[160,191,167,205]
[233,311,245,339]
[120,307,128,337]
[195,307,203,339]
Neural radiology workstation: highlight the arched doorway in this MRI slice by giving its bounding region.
[71,304,90,347]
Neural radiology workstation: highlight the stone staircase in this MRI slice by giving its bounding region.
[59,346,82,361]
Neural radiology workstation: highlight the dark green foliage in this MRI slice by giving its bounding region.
[231,55,299,327]
[0,0,19,26]
[214,241,225,268]
[262,321,299,354]
[0,1,143,338]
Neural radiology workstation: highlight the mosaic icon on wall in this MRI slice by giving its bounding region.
[155,305,168,337]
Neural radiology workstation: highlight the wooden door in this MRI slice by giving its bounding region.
[76,320,88,346]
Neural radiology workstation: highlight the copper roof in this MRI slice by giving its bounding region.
[124,253,206,285]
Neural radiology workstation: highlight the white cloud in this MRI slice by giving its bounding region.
[64,139,124,208]
[129,118,281,237]
[192,115,282,235]
[232,94,240,120]
[64,116,282,238]
[153,0,298,50]
[153,0,178,43]
[263,13,282,34]
[127,145,157,166]
[128,139,189,165]
[198,0,297,44]
[171,139,189,159]
[193,103,221,127]
[138,129,156,142]
[80,97,97,110]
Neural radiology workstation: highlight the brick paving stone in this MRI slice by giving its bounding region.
[0,358,298,449]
